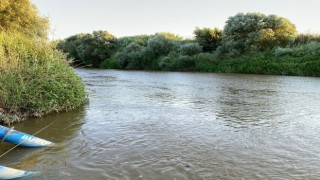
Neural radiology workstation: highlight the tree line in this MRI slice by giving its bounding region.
[57,12,320,76]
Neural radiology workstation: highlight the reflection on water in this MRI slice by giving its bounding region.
[217,86,281,128]
[1,70,320,179]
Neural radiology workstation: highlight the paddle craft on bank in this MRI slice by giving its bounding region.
[0,165,37,179]
[0,125,54,148]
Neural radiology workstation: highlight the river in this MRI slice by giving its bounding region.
[1,69,320,179]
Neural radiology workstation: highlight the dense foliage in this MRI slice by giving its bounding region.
[58,12,320,77]
[194,27,223,52]
[58,31,117,68]
[0,0,87,124]
[0,0,49,39]
[0,32,87,124]
[220,12,297,56]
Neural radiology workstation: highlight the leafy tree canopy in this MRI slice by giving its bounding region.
[0,0,49,39]
[155,32,183,41]
[221,12,297,56]
[194,27,223,52]
[58,31,117,67]
[76,31,117,67]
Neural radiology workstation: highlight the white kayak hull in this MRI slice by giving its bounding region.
[0,165,37,179]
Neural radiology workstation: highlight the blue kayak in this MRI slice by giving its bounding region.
[0,125,54,148]
[0,165,37,179]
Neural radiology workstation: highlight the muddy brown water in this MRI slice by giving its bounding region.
[1,69,320,179]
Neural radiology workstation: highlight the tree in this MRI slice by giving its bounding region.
[146,34,180,57]
[194,27,223,52]
[117,42,144,69]
[57,34,85,61]
[178,43,202,56]
[0,0,49,39]
[155,32,183,41]
[63,31,117,68]
[117,35,153,49]
[221,12,297,56]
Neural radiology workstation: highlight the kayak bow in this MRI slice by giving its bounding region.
[0,165,38,179]
[0,125,54,148]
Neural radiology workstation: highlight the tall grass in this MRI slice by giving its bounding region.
[194,42,320,76]
[293,33,320,45]
[0,32,87,124]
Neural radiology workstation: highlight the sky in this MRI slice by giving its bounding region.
[31,0,320,40]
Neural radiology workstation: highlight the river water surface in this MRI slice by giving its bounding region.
[1,69,320,179]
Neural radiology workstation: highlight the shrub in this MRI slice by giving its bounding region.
[194,27,223,52]
[194,53,220,72]
[0,0,49,39]
[293,33,320,45]
[57,33,85,61]
[0,32,87,123]
[155,32,183,41]
[117,35,153,48]
[221,12,297,56]
[275,42,320,57]
[173,55,196,71]
[178,43,202,56]
[146,35,180,57]
[100,55,120,69]
[57,31,118,68]
[116,42,144,69]
[159,55,176,70]
[76,31,117,68]
[274,47,294,57]
[292,41,320,57]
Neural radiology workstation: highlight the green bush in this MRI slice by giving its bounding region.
[0,32,87,124]
[274,42,320,57]
[147,35,180,57]
[155,32,183,41]
[194,27,223,52]
[57,34,85,61]
[173,56,196,71]
[293,33,320,45]
[116,42,144,69]
[57,31,118,68]
[178,43,202,56]
[101,55,120,69]
[221,12,297,56]
[158,54,176,70]
[274,47,294,57]
[117,35,153,49]
[194,53,220,72]
[76,31,117,68]
[159,54,195,71]
[0,0,49,39]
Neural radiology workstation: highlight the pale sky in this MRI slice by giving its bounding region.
[31,0,320,39]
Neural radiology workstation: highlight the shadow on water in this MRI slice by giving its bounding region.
[0,105,86,172]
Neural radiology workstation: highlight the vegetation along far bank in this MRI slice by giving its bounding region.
[58,12,320,77]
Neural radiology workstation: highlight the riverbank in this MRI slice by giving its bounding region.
[193,43,320,76]
[57,12,320,77]
[99,42,320,77]
[0,32,87,124]
[58,33,320,77]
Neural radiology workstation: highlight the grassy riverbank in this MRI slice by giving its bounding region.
[192,42,320,76]
[0,32,87,124]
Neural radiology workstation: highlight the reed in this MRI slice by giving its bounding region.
[0,32,87,124]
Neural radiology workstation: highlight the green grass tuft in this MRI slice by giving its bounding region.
[0,32,87,124]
